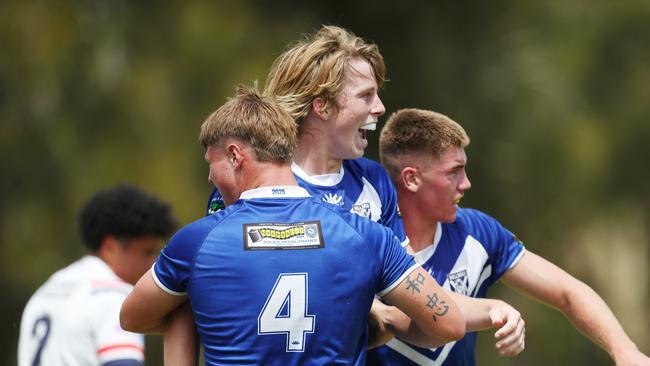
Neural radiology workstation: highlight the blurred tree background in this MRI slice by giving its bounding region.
[2,0,649,365]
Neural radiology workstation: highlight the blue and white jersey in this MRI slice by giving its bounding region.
[155,186,418,366]
[367,208,525,366]
[207,158,407,245]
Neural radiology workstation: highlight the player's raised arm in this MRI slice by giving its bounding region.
[381,266,465,346]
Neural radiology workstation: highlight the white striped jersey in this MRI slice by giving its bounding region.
[18,256,144,366]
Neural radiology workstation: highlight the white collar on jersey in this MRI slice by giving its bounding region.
[413,222,443,264]
[291,161,345,186]
[239,186,311,200]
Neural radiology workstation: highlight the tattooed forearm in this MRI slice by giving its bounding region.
[405,273,427,294]
[425,293,450,322]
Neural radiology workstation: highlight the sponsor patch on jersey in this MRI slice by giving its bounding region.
[448,269,470,296]
[351,202,371,218]
[243,221,324,250]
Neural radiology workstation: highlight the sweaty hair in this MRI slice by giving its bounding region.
[199,85,297,163]
[78,184,177,252]
[380,108,470,182]
[264,25,385,127]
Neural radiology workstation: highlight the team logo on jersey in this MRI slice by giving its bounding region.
[244,221,324,250]
[448,269,470,296]
[351,202,371,218]
[208,198,225,215]
[322,193,343,206]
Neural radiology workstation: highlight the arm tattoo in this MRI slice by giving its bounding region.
[426,293,450,322]
[405,273,426,294]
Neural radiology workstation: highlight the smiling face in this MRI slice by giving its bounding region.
[324,57,385,160]
[416,146,472,223]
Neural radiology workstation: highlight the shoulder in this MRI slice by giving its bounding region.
[170,203,244,249]
[453,207,516,247]
[175,214,220,241]
[320,200,397,242]
[164,213,220,259]
[344,158,394,190]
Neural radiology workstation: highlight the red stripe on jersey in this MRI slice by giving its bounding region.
[97,343,144,355]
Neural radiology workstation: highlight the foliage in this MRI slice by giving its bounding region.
[2,1,648,364]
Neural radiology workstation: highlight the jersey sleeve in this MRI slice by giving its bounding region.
[153,217,216,295]
[370,225,419,297]
[92,291,145,365]
[464,209,525,285]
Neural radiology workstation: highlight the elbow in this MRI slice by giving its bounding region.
[120,300,143,333]
[445,317,466,341]
[423,315,466,345]
[438,312,466,342]
[119,307,136,332]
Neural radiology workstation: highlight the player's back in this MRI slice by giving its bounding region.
[207,159,407,244]
[155,187,415,365]
[18,256,143,366]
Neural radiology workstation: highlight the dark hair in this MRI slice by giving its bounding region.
[78,184,177,252]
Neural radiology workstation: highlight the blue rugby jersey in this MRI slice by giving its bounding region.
[207,158,407,245]
[366,208,525,366]
[155,186,417,366]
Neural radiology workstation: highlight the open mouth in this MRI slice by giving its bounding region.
[359,122,377,140]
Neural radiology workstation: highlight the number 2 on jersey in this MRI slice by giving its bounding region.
[31,315,51,366]
[258,273,315,352]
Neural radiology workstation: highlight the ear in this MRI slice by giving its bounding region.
[226,142,246,168]
[311,97,329,120]
[401,166,420,193]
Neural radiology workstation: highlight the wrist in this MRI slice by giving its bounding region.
[610,341,639,361]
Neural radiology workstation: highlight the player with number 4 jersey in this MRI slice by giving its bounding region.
[120,86,466,366]
[157,185,429,365]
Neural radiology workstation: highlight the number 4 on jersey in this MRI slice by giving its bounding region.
[258,273,315,352]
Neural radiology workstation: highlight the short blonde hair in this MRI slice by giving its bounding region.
[380,108,470,182]
[199,85,297,163]
[264,25,385,127]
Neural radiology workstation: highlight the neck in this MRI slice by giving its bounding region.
[399,192,439,253]
[293,121,343,175]
[241,161,298,191]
